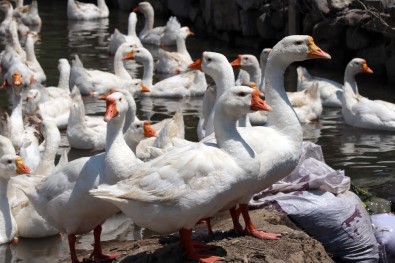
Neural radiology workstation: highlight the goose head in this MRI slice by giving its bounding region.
[0,1,11,12]
[128,120,157,142]
[189,51,231,75]
[177,26,194,40]
[219,86,271,120]
[24,89,40,115]
[230,54,259,70]
[260,48,272,65]
[269,35,331,66]
[122,47,151,64]
[0,155,30,179]
[104,92,128,122]
[58,58,70,72]
[345,58,373,77]
[133,2,153,16]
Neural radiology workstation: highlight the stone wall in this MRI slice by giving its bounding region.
[115,0,395,83]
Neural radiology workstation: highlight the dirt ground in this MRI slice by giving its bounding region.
[61,209,334,263]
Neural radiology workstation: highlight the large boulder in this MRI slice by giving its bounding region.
[312,19,347,42]
[328,0,354,12]
[257,12,277,39]
[346,26,372,50]
[239,9,259,36]
[212,0,241,31]
[271,8,287,29]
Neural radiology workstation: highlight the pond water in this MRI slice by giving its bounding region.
[1,1,395,262]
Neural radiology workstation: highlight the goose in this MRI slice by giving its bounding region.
[17,124,41,173]
[286,82,322,123]
[108,12,142,55]
[14,0,42,27]
[21,92,141,263]
[66,95,107,151]
[24,31,46,84]
[123,47,207,97]
[89,85,271,262]
[190,36,331,237]
[0,1,13,36]
[67,0,109,20]
[126,109,185,159]
[297,66,343,107]
[0,154,30,245]
[70,44,139,96]
[11,119,61,238]
[155,26,194,74]
[341,58,395,131]
[231,54,261,86]
[133,1,181,46]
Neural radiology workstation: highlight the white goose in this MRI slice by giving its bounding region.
[286,82,322,123]
[297,66,343,107]
[231,54,261,86]
[155,26,194,74]
[15,0,42,27]
[341,58,395,131]
[0,1,13,36]
[0,154,30,244]
[22,92,141,263]
[24,31,46,84]
[133,1,181,46]
[192,36,331,237]
[70,44,139,96]
[124,47,207,97]
[90,85,271,262]
[66,90,107,151]
[108,12,142,55]
[67,0,109,20]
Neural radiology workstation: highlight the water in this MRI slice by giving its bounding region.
[1,1,395,262]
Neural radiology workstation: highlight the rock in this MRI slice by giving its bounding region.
[212,0,241,31]
[239,9,259,36]
[346,26,372,50]
[337,9,371,26]
[385,56,395,83]
[61,209,334,263]
[328,0,354,12]
[200,0,214,26]
[312,19,347,42]
[357,42,387,75]
[256,12,277,39]
[302,13,322,34]
[307,0,330,14]
[270,0,285,10]
[271,8,287,29]
[235,0,265,11]
[167,0,192,19]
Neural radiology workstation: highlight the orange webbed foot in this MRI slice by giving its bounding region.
[244,229,281,240]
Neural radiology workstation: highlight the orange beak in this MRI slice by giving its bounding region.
[141,84,151,93]
[361,61,373,74]
[143,121,157,137]
[16,156,30,174]
[230,56,242,67]
[251,89,271,112]
[188,31,194,36]
[98,89,117,100]
[188,58,202,71]
[133,6,140,13]
[307,36,331,59]
[104,98,118,122]
[2,79,8,89]
[12,72,23,86]
[123,50,135,60]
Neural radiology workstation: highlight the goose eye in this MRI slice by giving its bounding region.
[244,57,248,61]
[207,58,212,62]
[7,160,12,164]
[136,50,140,53]
[237,92,246,97]
[119,98,122,102]
[136,124,140,128]
[295,41,303,45]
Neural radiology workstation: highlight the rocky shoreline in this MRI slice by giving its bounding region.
[60,209,334,263]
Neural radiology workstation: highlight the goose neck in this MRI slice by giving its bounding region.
[127,15,137,36]
[245,65,261,86]
[141,57,154,87]
[212,66,235,101]
[36,129,61,175]
[5,4,13,20]
[214,105,257,171]
[259,61,267,92]
[176,36,189,59]
[0,177,15,241]
[123,96,137,133]
[114,50,131,80]
[141,8,154,36]
[25,37,38,64]
[344,68,358,95]
[106,114,127,151]
[57,64,71,91]
[265,58,302,138]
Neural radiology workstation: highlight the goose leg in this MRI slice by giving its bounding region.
[229,206,243,234]
[91,225,118,262]
[68,234,80,263]
[179,228,223,263]
[197,217,214,236]
[239,204,281,240]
